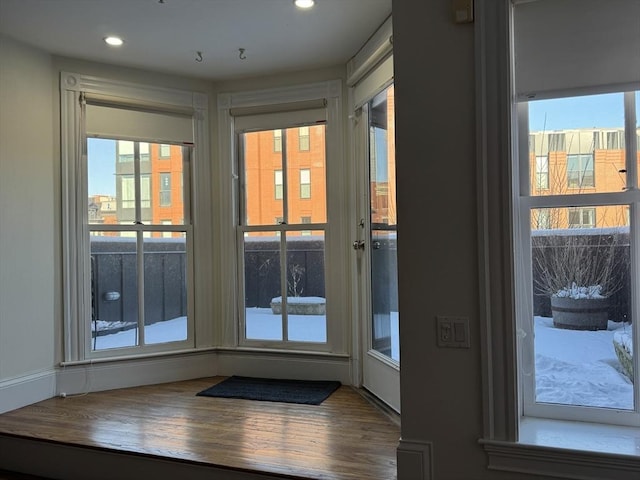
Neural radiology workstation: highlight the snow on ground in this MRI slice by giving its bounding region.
[95,313,633,409]
[534,316,633,410]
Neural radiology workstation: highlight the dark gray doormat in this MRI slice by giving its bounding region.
[196,376,341,405]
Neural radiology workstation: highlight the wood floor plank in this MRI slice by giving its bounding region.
[0,377,399,480]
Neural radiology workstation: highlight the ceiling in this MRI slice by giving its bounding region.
[0,0,392,81]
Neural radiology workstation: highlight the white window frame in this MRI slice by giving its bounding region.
[476,2,640,478]
[517,95,639,427]
[60,72,210,363]
[217,80,348,355]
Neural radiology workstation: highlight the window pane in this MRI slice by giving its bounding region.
[148,142,184,225]
[89,139,185,226]
[88,138,118,225]
[144,233,188,345]
[286,231,326,342]
[531,206,632,410]
[243,131,283,226]
[90,232,138,351]
[286,125,326,223]
[528,93,626,195]
[244,232,283,341]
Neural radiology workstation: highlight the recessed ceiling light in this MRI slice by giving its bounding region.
[294,0,315,9]
[104,36,124,47]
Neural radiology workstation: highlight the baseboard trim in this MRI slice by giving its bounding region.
[216,349,352,384]
[397,438,433,480]
[0,370,56,414]
[56,350,217,395]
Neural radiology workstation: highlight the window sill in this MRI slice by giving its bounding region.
[481,418,640,480]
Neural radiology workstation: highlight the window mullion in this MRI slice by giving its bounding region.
[136,228,146,346]
[133,142,145,346]
[624,91,638,190]
[280,234,289,342]
[281,130,289,224]
[280,130,290,341]
[133,142,142,224]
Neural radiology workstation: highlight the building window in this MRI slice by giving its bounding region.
[567,207,595,228]
[300,169,311,198]
[548,132,565,151]
[567,153,594,188]
[533,208,551,230]
[606,130,623,149]
[275,170,283,200]
[535,155,549,190]
[160,173,171,206]
[273,129,282,152]
[301,216,311,235]
[298,126,310,151]
[159,144,171,158]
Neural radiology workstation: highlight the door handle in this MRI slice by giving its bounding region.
[353,240,365,250]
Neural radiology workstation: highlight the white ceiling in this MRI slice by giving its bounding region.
[0,0,392,80]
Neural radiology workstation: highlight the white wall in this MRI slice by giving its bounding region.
[0,35,55,381]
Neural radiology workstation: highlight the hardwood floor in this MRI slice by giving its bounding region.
[0,377,400,480]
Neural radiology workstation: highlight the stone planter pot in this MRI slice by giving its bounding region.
[270,296,326,315]
[550,296,609,331]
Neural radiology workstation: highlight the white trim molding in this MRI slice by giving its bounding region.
[0,370,56,414]
[482,439,640,480]
[59,71,212,363]
[56,351,217,395]
[397,439,433,480]
[216,349,351,384]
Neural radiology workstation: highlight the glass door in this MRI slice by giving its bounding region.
[357,85,400,412]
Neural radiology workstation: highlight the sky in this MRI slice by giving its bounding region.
[87,138,117,197]
[529,91,640,132]
[95,312,632,410]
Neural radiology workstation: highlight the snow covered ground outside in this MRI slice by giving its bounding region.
[94,313,633,410]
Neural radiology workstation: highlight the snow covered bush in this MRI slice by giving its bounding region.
[534,228,626,300]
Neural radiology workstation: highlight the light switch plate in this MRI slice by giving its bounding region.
[436,316,470,348]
